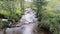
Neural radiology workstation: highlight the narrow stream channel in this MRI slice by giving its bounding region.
[5,8,37,34]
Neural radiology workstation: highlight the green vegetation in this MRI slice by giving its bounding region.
[33,0,47,21]
[0,0,24,28]
[0,0,60,34]
[33,0,60,34]
[42,7,60,34]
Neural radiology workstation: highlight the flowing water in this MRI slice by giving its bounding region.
[5,8,37,34]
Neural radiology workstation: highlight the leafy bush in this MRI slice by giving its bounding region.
[40,7,60,34]
[0,0,24,29]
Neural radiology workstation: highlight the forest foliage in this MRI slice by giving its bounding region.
[33,0,60,34]
[0,0,60,34]
[0,0,24,28]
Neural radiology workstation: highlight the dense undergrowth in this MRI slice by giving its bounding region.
[41,7,60,34]
[33,0,60,34]
[0,0,23,28]
[0,0,60,34]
